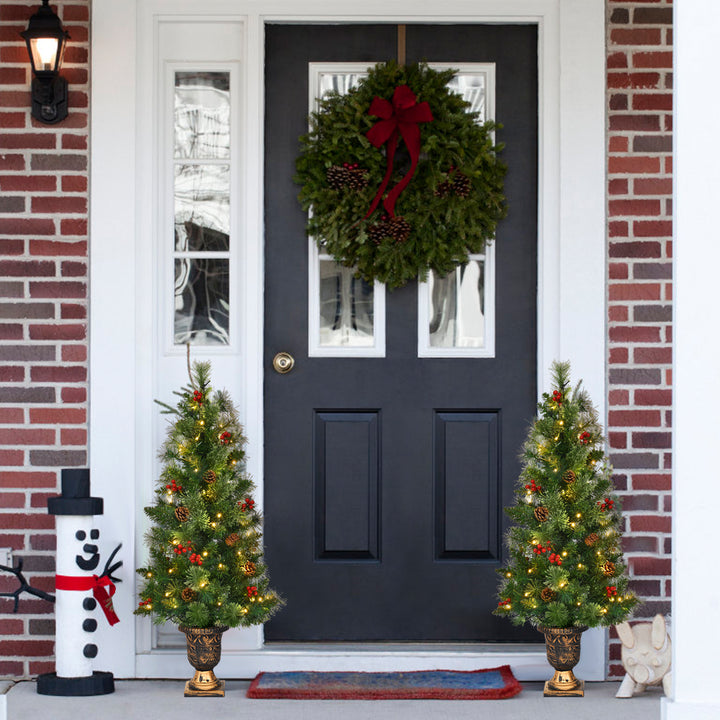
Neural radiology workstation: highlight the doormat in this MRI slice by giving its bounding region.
[247,665,521,700]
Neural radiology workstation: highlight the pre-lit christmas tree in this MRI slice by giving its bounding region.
[136,361,281,629]
[495,361,638,629]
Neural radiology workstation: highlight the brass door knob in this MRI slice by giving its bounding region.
[273,352,295,374]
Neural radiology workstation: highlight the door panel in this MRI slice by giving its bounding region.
[264,24,537,642]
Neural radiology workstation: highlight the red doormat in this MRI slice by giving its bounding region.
[247,665,522,700]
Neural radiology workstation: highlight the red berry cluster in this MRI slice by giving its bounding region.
[193,390,204,404]
[598,497,615,511]
[138,597,152,607]
[342,162,359,170]
[174,541,193,556]
[497,598,511,608]
[533,542,553,556]
[220,431,232,445]
[548,553,563,566]
[525,478,543,493]
[552,390,563,403]
[240,497,255,511]
[579,431,591,444]
[189,553,203,565]
[247,585,258,597]
[166,478,183,493]
[606,586,618,598]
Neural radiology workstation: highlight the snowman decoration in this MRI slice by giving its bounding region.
[11,468,122,696]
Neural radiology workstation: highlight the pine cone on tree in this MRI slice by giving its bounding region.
[541,588,556,602]
[181,588,197,602]
[175,506,190,522]
[585,532,599,547]
[203,470,217,484]
[534,506,550,523]
[602,561,616,577]
[452,171,472,198]
[562,470,577,484]
[225,533,240,547]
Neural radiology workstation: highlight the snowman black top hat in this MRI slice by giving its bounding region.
[47,468,104,516]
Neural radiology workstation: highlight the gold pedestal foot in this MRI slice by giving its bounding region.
[184,679,225,697]
[544,679,584,697]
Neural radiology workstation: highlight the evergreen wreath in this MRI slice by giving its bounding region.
[295,61,508,289]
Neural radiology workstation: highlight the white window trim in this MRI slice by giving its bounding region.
[90,0,607,681]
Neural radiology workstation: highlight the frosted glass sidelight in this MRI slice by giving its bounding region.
[429,260,485,348]
[174,164,230,252]
[318,261,374,347]
[174,72,230,159]
[174,258,230,345]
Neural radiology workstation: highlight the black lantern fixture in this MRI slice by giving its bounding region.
[21,0,70,124]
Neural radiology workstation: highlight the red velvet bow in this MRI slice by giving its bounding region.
[365,85,433,219]
[55,573,120,626]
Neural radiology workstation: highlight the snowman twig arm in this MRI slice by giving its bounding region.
[0,558,55,612]
[99,543,123,584]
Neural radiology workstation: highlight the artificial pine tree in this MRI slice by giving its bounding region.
[136,361,281,629]
[495,361,638,630]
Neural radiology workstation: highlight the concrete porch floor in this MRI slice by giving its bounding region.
[3,679,663,720]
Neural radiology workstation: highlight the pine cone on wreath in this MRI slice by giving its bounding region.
[602,561,616,577]
[203,470,217,484]
[347,168,369,190]
[326,165,350,190]
[434,181,451,198]
[225,533,240,547]
[175,506,190,523]
[562,470,577,484]
[585,532,599,547]
[181,588,197,602]
[389,217,411,244]
[452,171,472,198]
[534,506,550,523]
[243,561,257,577]
[368,223,388,245]
[540,588,556,602]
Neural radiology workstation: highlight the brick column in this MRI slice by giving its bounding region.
[0,0,90,678]
[606,0,673,677]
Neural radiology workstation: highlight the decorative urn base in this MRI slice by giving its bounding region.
[180,625,229,697]
[539,625,588,697]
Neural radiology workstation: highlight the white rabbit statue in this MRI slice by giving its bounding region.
[614,614,672,698]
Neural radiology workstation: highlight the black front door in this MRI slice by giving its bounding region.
[264,24,537,642]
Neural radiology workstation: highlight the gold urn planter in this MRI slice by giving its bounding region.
[180,625,229,697]
[538,625,588,697]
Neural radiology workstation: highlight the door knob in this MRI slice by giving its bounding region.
[273,352,295,374]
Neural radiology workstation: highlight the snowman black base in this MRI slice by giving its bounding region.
[37,671,115,696]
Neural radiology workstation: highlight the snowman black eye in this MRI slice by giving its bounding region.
[76,531,86,541]
[90,529,99,540]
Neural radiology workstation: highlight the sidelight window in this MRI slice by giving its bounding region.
[172,71,232,346]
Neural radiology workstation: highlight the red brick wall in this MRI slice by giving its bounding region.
[0,0,674,679]
[606,0,673,677]
[0,0,90,678]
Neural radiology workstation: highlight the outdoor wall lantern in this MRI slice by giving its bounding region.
[21,0,70,124]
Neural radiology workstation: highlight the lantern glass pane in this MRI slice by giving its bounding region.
[29,37,59,72]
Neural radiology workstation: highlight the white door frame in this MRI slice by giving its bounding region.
[89,0,607,680]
